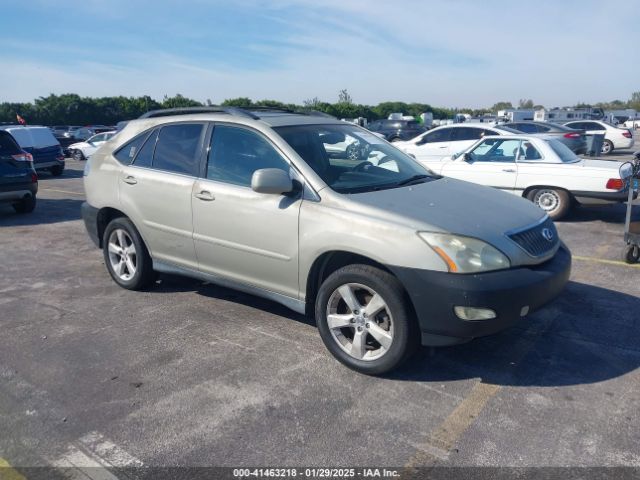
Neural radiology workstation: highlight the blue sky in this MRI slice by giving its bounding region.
[1,0,639,108]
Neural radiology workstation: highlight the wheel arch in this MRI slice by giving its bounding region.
[96,207,129,248]
[305,250,401,317]
[522,185,574,201]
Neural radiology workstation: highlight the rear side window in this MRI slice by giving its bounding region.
[114,131,151,164]
[0,132,22,155]
[153,124,203,176]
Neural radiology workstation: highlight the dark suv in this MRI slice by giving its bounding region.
[0,130,38,214]
[367,119,427,142]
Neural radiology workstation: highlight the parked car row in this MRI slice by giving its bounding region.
[365,118,634,156]
[81,107,578,374]
[0,129,38,214]
[0,125,65,176]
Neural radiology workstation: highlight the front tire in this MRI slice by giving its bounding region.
[72,149,85,161]
[315,264,418,375]
[13,195,36,214]
[103,217,154,290]
[527,188,571,220]
[601,139,614,155]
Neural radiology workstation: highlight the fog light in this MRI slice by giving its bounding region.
[520,306,529,317]
[454,306,496,321]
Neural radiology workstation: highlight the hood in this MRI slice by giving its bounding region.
[348,177,546,252]
[69,141,89,149]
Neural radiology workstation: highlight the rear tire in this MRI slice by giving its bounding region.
[12,196,36,214]
[315,264,418,375]
[102,217,155,290]
[601,139,614,155]
[50,165,64,176]
[527,188,571,220]
[623,244,640,264]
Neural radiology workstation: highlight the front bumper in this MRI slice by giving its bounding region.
[390,244,571,346]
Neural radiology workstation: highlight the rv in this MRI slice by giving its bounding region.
[534,107,604,122]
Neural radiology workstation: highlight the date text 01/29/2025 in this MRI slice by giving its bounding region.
[232,468,400,478]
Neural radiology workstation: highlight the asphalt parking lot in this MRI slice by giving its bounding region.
[1,142,639,478]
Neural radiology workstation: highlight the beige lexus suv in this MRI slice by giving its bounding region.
[82,107,570,374]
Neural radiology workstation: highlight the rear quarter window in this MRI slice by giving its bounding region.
[114,131,152,165]
[30,128,60,148]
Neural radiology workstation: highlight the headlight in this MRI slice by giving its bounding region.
[419,232,510,273]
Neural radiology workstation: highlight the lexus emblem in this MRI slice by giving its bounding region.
[541,228,554,242]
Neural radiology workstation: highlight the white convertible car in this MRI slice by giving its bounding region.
[416,134,632,219]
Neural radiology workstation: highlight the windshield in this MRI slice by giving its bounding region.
[548,139,581,162]
[274,124,436,193]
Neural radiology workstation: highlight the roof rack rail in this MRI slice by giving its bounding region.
[138,105,338,121]
[138,106,259,120]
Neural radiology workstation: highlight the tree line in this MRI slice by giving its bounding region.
[1,90,638,126]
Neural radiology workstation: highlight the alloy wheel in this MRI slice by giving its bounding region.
[326,283,394,361]
[107,228,137,281]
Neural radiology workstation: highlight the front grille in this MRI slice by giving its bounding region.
[508,217,559,257]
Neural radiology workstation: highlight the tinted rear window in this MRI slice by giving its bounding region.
[548,139,580,162]
[0,132,21,155]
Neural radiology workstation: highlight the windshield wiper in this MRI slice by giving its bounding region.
[396,174,431,187]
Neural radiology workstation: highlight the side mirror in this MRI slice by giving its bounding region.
[251,168,293,195]
[461,153,473,162]
[619,161,633,180]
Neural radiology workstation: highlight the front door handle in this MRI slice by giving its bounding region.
[123,175,137,185]
[502,169,516,173]
[194,190,215,201]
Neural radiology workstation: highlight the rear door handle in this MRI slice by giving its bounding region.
[502,169,516,173]
[194,190,215,201]
[123,175,137,185]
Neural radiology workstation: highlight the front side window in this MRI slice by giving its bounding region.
[275,124,434,194]
[153,123,203,176]
[450,127,483,141]
[468,138,522,163]
[207,125,290,187]
[419,128,451,144]
[512,123,538,134]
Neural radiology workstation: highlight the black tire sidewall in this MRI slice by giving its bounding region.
[315,265,415,375]
[102,217,153,290]
[602,140,613,155]
[13,196,36,214]
[527,188,570,220]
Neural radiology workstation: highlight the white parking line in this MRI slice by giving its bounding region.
[50,431,143,480]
